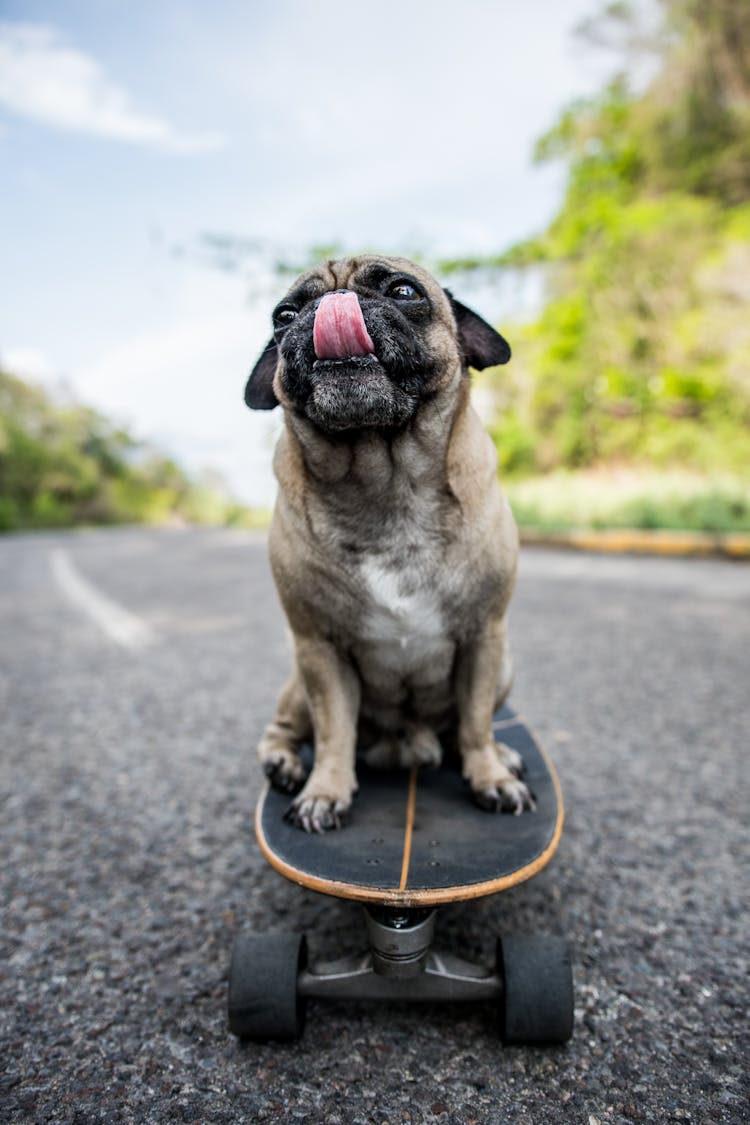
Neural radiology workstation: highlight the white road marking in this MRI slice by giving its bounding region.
[50,547,156,649]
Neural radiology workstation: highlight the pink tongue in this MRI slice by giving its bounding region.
[313,291,375,360]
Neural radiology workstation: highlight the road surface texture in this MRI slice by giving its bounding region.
[1,527,748,1124]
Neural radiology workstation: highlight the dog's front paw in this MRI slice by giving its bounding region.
[285,769,357,833]
[284,795,351,833]
[471,775,535,815]
[463,742,536,815]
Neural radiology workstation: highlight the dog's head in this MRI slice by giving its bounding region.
[245,255,510,433]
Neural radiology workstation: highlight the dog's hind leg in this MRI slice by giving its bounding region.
[257,668,312,794]
[365,723,442,770]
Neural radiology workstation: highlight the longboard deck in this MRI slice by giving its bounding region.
[255,706,563,907]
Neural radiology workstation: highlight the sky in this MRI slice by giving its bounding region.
[0,0,623,506]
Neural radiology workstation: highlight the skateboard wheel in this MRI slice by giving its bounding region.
[497,934,574,1045]
[228,932,307,1041]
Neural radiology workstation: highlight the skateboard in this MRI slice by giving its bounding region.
[228,705,574,1044]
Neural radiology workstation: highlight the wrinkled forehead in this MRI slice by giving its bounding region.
[281,256,449,311]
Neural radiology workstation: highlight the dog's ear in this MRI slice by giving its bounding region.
[446,291,511,370]
[245,339,280,409]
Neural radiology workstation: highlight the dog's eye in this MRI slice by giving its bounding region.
[388,281,422,302]
[273,306,298,329]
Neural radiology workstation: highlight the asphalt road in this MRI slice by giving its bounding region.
[1,527,748,1124]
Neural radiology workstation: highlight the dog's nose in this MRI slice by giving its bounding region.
[313,291,375,360]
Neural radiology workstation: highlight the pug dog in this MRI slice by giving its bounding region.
[245,255,534,832]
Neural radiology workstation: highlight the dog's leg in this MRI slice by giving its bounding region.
[257,667,312,794]
[455,616,534,814]
[285,638,361,832]
[490,632,524,779]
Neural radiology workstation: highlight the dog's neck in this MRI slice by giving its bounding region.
[273,376,500,572]
[273,376,500,556]
[280,380,465,505]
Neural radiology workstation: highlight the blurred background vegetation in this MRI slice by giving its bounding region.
[2,0,748,534]
[468,0,750,532]
[0,370,258,531]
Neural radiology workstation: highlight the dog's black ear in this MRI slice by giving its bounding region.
[245,339,280,409]
[446,291,511,370]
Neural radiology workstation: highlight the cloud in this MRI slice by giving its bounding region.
[71,267,281,506]
[0,21,223,152]
[0,345,57,380]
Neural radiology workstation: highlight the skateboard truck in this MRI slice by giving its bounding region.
[299,907,500,1000]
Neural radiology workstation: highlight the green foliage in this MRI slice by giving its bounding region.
[506,193,750,476]
[0,370,252,532]
[505,469,750,533]
[462,0,750,508]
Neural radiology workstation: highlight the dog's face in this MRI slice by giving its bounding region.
[245,256,510,434]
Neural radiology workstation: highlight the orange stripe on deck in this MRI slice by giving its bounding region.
[399,767,418,891]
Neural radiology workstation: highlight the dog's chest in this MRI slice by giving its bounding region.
[356,554,449,670]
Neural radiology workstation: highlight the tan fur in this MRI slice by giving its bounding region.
[253,256,533,830]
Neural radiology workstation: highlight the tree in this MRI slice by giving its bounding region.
[472,0,750,477]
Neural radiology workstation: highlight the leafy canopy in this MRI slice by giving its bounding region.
[476,0,750,477]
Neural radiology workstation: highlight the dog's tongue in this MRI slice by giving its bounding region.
[313,291,375,360]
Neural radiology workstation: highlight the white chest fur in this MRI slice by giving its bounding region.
[358,557,446,664]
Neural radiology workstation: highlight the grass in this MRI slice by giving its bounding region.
[224,471,750,539]
[504,469,750,534]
